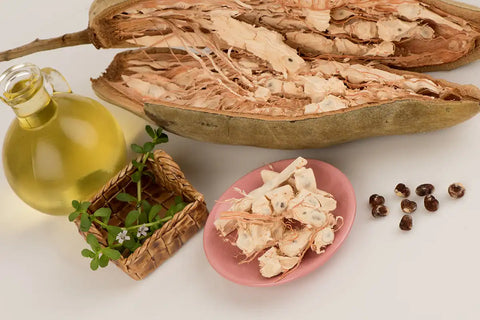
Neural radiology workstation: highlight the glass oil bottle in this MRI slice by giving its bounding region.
[0,63,127,215]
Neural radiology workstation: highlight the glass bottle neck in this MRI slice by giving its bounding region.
[0,64,57,129]
[14,88,56,129]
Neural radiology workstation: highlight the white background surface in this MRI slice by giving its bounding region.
[0,1,479,319]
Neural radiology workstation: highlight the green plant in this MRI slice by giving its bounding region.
[68,126,187,270]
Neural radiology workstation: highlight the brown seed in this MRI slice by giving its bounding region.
[416,184,435,196]
[401,199,417,214]
[399,215,413,231]
[424,195,439,212]
[394,183,410,198]
[369,194,385,207]
[372,205,389,218]
[448,183,465,199]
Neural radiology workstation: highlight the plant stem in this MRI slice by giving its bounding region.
[92,215,172,233]
[137,177,142,207]
[92,218,110,229]
[135,152,151,223]
[0,29,91,62]
[124,217,171,231]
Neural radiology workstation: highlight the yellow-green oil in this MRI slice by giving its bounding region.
[3,92,127,215]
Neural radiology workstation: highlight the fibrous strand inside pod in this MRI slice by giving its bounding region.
[94,0,479,118]
[107,49,471,118]
[103,0,479,68]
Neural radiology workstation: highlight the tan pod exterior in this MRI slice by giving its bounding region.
[92,47,480,149]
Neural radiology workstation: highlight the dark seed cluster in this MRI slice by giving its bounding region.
[415,184,439,212]
[369,194,388,218]
[369,194,385,207]
[369,182,466,232]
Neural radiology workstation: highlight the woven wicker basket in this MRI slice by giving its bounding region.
[74,149,208,280]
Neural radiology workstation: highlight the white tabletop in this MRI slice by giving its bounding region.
[1,1,479,319]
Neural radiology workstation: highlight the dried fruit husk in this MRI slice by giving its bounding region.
[92,47,480,149]
[84,0,480,70]
[86,0,480,149]
[2,0,479,69]
[2,0,480,148]
[406,0,480,71]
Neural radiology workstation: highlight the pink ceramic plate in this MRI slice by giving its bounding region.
[203,158,356,287]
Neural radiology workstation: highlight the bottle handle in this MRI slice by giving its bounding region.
[41,67,72,94]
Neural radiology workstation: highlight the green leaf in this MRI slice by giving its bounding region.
[90,258,99,271]
[123,239,141,253]
[143,142,155,153]
[80,213,92,232]
[68,211,80,222]
[166,202,187,218]
[145,125,156,139]
[131,144,144,154]
[125,210,140,227]
[141,200,152,214]
[131,171,142,183]
[148,204,162,222]
[94,207,112,224]
[177,202,187,211]
[79,201,91,212]
[116,192,137,203]
[103,248,122,260]
[94,207,111,218]
[107,225,122,234]
[104,214,111,225]
[132,159,145,171]
[98,254,109,268]
[106,226,122,246]
[138,210,147,225]
[107,232,115,246]
[81,249,95,258]
[72,200,80,210]
[174,196,183,205]
[156,132,168,144]
[86,234,101,251]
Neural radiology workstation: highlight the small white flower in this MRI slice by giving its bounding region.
[137,225,149,237]
[116,230,130,244]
